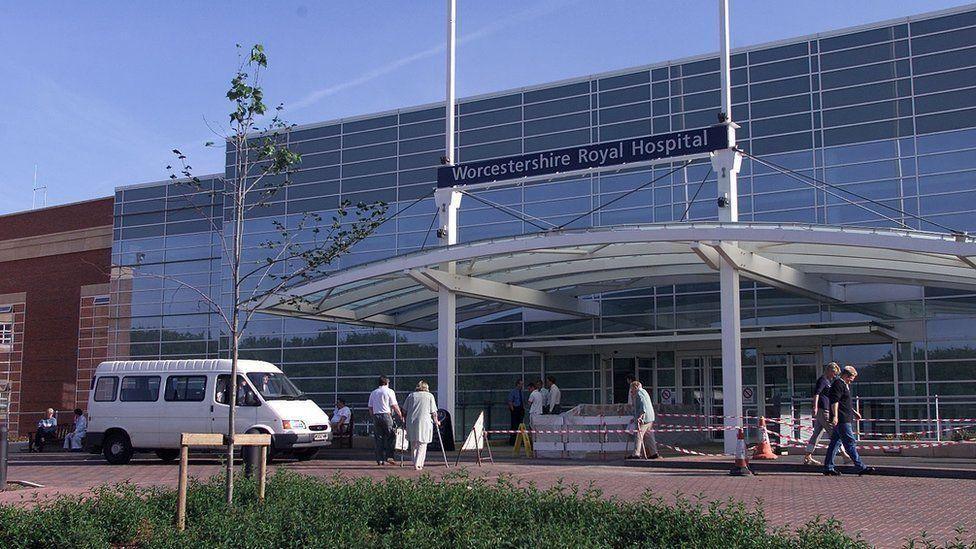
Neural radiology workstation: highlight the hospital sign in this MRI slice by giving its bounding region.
[437,124,729,188]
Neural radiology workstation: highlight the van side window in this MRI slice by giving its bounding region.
[93,376,118,402]
[215,374,260,407]
[164,376,207,402]
[120,375,161,402]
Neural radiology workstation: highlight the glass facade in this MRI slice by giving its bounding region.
[112,7,976,435]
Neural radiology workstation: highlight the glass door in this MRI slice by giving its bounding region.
[679,354,723,437]
[761,351,819,440]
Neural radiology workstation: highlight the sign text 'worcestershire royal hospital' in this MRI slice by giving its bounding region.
[437,125,728,188]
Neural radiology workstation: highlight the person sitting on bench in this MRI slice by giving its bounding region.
[34,408,57,452]
[331,398,351,434]
[63,408,87,451]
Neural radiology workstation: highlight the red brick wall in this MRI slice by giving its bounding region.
[0,198,113,240]
[76,294,110,408]
[0,250,110,435]
[0,198,113,437]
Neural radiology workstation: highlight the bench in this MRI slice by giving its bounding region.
[26,423,72,452]
[333,413,355,448]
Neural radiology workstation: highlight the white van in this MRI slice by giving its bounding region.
[85,359,331,464]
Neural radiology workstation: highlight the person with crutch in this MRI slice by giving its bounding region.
[403,380,440,471]
[627,381,660,460]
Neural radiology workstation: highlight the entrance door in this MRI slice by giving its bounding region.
[760,351,819,439]
[678,354,723,437]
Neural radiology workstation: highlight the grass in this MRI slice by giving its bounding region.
[0,469,971,548]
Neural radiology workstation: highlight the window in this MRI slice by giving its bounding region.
[120,375,161,402]
[94,377,119,402]
[0,322,12,346]
[215,374,261,406]
[164,375,208,402]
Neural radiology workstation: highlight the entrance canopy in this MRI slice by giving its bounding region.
[258,222,976,330]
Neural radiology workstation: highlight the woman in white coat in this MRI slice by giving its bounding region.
[403,381,440,470]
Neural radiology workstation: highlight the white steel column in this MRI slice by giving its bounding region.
[445,0,456,165]
[712,0,745,455]
[437,0,460,429]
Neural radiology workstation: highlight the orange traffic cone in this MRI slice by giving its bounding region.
[752,417,778,460]
[729,427,753,476]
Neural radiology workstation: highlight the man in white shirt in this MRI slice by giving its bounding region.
[64,408,87,451]
[545,376,561,415]
[527,382,545,430]
[367,376,403,465]
[536,379,549,417]
[331,398,352,433]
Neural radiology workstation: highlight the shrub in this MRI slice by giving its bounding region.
[0,470,962,548]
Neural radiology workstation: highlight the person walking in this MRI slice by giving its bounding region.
[368,375,403,466]
[804,362,849,465]
[545,375,561,415]
[403,381,440,471]
[824,366,876,476]
[627,381,660,460]
[507,379,525,444]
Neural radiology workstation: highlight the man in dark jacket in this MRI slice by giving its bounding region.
[823,366,876,476]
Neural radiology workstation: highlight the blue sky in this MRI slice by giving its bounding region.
[0,0,970,214]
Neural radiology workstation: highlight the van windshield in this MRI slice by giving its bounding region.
[247,372,305,401]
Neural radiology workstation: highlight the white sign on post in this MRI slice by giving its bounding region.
[659,388,675,404]
[742,386,756,405]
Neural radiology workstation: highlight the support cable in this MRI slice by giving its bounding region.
[740,149,962,234]
[680,167,713,222]
[420,211,439,251]
[458,189,553,231]
[372,188,437,233]
[555,160,693,230]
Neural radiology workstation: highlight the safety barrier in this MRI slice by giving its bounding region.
[483,411,975,458]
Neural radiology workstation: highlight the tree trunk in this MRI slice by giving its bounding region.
[225,144,246,506]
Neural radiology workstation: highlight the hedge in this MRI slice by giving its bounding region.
[0,469,966,548]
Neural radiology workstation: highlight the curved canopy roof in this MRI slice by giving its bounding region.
[257,222,976,331]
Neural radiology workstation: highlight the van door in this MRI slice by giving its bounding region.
[159,374,212,448]
[118,375,162,448]
[212,374,259,435]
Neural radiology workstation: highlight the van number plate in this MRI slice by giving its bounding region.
[313,434,327,441]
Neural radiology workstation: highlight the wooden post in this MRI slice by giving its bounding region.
[176,444,189,531]
[257,446,267,503]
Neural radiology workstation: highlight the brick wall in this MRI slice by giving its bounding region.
[76,287,110,409]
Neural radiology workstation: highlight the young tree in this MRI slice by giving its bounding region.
[162,44,388,504]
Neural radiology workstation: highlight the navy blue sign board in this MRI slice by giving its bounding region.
[437,124,728,188]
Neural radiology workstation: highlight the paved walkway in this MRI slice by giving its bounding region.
[4,451,975,548]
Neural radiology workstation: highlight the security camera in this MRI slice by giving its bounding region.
[717,193,730,208]
[436,228,447,239]
[440,156,450,165]
[717,112,728,123]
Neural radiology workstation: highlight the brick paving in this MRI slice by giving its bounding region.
[3,452,975,548]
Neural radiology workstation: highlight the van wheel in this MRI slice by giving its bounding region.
[293,448,318,461]
[103,432,133,465]
[155,449,180,462]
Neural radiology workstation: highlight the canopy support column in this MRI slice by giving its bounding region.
[714,0,744,456]
[435,188,462,432]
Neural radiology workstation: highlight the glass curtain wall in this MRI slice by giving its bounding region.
[111,7,976,435]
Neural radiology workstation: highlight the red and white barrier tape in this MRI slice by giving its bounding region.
[766,428,962,451]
